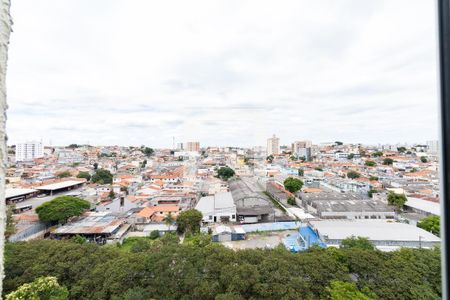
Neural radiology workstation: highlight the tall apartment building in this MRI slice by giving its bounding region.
[186,141,200,152]
[426,140,439,154]
[292,140,312,160]
[267,134,280,156]
[15,141,44,162]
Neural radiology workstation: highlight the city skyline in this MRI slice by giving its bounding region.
[7,0,439,147]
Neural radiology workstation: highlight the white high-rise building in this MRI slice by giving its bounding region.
[15,141,44,162]
[427,140,439,154]
[186,141,200,152]
[267,134,280,156]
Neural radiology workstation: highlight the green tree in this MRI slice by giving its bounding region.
[383,158,394,165]
[347,153,355,159]
[367,189,378,198]
[76,171,91,181]
[6,276,69,300]
[35,196,91,224]
[341,236,374,250]
[397,147,407,153]
[326,281,373,300]
[315,167,323,171]
[112,287,151,300]
[163,212,175,231]
[266,155,274,163]
[5,205,16,238]
[417,215,440,236]
[141,146,154,157]
[176,209,203,234]
[420,156,428,163]
[108,190,115,199]
[347,170,361,179]
[91,169,113,184]
[149,230,160,240]
[372,151,383,157]
[217,167,235,181]
[283,177,304,193]
[57,171,71,178]
[335,141,343,146]
[298,168,304,176]
[93,162,98,170]
[365,161,376,167]
[387,191,407,211]
[369,176,378,181]
[287,196,296,206]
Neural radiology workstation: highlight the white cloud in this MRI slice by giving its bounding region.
[6,0,439,147]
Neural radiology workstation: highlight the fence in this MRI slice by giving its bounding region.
[8,223,49,242]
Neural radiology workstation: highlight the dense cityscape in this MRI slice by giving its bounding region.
[2,136,442,298]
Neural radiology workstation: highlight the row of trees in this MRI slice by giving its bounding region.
[3,239,441,299]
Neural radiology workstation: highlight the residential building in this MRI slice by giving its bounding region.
[195,192,237,223]
[267,134,280,156]
[15,141,44,162]
[186,141,200,152]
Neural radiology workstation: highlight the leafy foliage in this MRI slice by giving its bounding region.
[365,161,376,167]
[298,168,304,176]
[369,176,378,181]
[35,196,90,224]
[417,215,440,236]
[347,170,361,179]
[3,240,441,300]
[387,191,407,210]
[176,209,203,234]
[367,189,378,198]
[341,236,375,250]
[420,156,428,163]
[141,146,154,157]
[91,169,113,184]
[287,196,296,206]
[6,276,69,300]
[5,205,16,238]
[217,167,235,181]
[383,158,394,165]
[57,171,71,178]
[283,177,304,193]
[372,151,383,157]
[326,281,373,300]
[76,171,91,181]
[266,155,274,163]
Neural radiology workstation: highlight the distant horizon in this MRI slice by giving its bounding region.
[8,138,439,149]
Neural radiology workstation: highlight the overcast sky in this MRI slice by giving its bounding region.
[6,0,439,148]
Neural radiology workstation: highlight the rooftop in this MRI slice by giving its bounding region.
[310,219,440,242]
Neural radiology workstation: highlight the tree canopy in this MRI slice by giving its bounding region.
[387,191,407,210]
[176,209,203,234]
[383,158,394,165]
[420,156,428,163]
[6,276,69,300]
[76,171,91,181]
[417,215,440,236]
[217,166,235,181]
[3,239,441,300]
[57,171,71,178]
[347,170,361,179]
[365,161,376,167]
[91,169,113,184]
[298,168,304,176]
[283,177,304,193]
[341,236,375,250]
[35,196,91,224]
[326,281,373,300]
[141,147,154,157]
[372,151,383,157]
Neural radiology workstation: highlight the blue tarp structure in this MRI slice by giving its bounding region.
[282,225,327,252]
